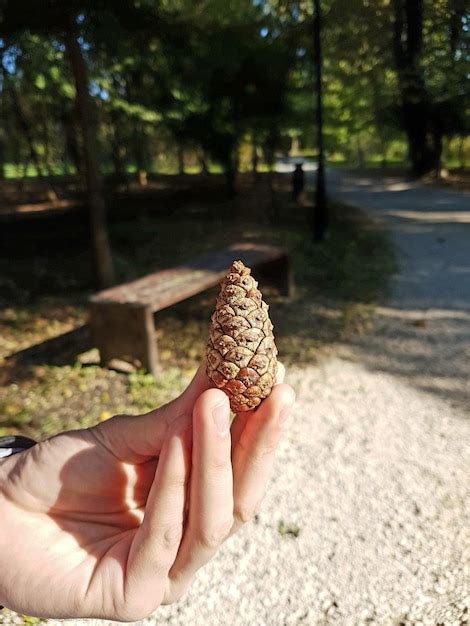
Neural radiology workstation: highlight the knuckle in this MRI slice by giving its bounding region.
[198,518,233,550]
[207,455,231,474]
[161,523,183,551]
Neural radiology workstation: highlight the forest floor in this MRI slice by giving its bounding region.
[0,173,395,442]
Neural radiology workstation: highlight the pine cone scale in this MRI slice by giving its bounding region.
[206,260,278,412]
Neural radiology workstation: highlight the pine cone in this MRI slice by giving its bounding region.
[206,260,278,412]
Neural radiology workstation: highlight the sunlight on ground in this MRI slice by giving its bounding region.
[274,158,317,173]
[384,181,416,192]
[384,210,470,223]
[375,306,470,321]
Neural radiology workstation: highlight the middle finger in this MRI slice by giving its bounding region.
[166,389,233,601]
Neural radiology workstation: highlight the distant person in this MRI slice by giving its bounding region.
[292,163,305,202]
[0,363,294,621]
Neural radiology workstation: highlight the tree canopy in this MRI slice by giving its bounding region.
[0,0,468,282]
[1,0,467,178]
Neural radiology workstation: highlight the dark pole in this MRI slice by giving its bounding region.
[313,0,328,241]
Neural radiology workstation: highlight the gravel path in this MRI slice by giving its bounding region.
[7,172,470,625]
[327,169,470,411]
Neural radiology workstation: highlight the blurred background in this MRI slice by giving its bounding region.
[0,2,469,624]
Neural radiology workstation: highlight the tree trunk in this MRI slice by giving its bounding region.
[251,142,259,180]
[392,0,439,177]
[109,110,127,186]
[368,68,388,170]
[110,135,126,185]
[177,145,185,175]
[355,135,365,169]
[381,141,388,170]
[42,120,56,178]
[449,0,466,56]
[126,71,149,184]
[7,78,59,202]
[199,150,209,175]
[313,0,328,241]
[8,80,45,179]
[40,102,56,177]
[13,139,24,194]
[64,26,115,288]
[458,135,466,169]
[133,124,147,186]
[60,110,82,174]
[0,85,5,179]
[431,126,443,178]
[263,130,277,218]
[225,154,236,197]
[0,134,5,180]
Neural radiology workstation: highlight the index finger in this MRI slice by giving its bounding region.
[165,389,234,603]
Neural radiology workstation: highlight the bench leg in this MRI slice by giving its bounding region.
[89,303,159,377]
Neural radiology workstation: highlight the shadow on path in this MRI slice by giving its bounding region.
[326,169,470,409]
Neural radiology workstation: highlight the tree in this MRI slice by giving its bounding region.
[0,1,147,287]
[312,0,327,240]
[160,6,294,195]
[63,21,115,286]
[1,0,467,226]
[391,0,438,177]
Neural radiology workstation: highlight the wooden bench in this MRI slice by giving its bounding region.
[89,243,291,376]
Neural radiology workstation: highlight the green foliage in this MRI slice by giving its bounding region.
[0,0,467,179]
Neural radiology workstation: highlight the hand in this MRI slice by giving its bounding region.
[0,363,294,621]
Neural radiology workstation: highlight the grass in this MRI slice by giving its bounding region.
[3,162,226,179]
[277,520,301,539]
[0,173,396,440]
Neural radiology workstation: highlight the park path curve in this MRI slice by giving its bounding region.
[327,169,470,410]
[57,172,469,626]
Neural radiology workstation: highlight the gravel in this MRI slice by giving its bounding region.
[3,172,469,625]
[62,358,469,626]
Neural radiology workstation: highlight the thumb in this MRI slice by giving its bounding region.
[91,363,212,463]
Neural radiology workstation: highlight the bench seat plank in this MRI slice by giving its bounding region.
[90,243,286,312]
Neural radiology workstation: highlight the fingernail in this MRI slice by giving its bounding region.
[212,398,230,435]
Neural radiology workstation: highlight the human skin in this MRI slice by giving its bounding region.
[0,363,294,621]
